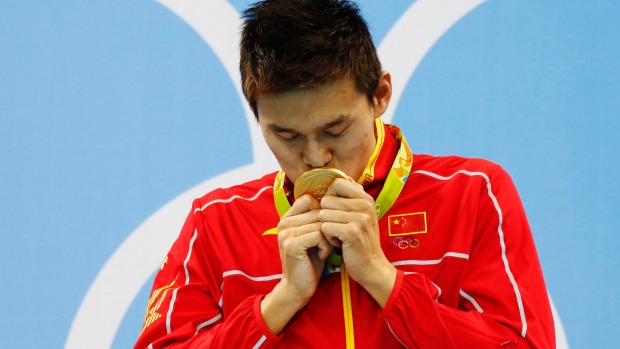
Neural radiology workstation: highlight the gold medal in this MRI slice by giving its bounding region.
[294,168,350,200]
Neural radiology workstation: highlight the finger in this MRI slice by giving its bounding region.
[319,208,358,224]
[320,211,377,246]
[279,211,322,231]
[279,195,322,230]
[278,221,323,241]
[320,195,374,213]
[285,193,321,216]
[315,234,334,261]
[320,221,347,248]
[280,230,330,259]
[323,178,366,199]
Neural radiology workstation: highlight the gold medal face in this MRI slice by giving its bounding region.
[294,168,350,200]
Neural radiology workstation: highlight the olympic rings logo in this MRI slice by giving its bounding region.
[393,236,420,249]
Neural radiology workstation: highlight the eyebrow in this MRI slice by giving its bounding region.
[267,114,350,133]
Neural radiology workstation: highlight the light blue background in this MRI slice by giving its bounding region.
[1,1,618,348]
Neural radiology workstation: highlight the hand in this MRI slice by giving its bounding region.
[319,178,397,307]
[261,194,333,334]
[277,194,334,300]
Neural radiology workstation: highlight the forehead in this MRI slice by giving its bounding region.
[255,78,369,128]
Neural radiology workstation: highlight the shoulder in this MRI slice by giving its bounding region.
[407,154,522,208]
[193,171,278,212]
[409,154,516,193]
[412,154,508,179]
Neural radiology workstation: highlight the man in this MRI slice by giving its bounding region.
[134,0,555,348]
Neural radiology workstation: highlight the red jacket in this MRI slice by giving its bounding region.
[135,125,555,348]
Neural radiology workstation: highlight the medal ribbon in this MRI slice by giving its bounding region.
[357,118,385,186]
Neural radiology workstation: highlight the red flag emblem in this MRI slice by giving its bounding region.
[388,212,427,236]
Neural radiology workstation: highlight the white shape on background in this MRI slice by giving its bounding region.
[379,0,486,123]
[65,1,569,348]
[153,0,277,166]
[65,164,274,349]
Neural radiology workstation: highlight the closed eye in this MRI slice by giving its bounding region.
[276,131,299,141]
[267,124,300,141]
[321,114,351,138]
[323,124,348,138]
[324,130,344,138]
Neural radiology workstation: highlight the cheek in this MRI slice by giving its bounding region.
[268,143,289,162]
[348,132,375,163]
[337,136,371,162]
[355,130,375,153]
[265,140,297,167]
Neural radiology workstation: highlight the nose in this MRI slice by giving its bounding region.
[303,140,332,168]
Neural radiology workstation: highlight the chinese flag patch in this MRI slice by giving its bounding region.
[388,212,427,236]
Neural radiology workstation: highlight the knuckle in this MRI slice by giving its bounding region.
[362,200,375,212]
[277,228,293,242]
[280,236,295,251]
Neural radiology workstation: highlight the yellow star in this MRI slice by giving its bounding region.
[393,219,400,225]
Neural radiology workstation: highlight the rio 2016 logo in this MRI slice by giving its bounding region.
[65,1,569,347]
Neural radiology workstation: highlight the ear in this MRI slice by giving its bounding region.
[372,71,392,118]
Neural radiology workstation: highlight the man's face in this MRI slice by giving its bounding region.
[256,77,381,184]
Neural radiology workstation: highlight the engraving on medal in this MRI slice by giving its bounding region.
[294,168,350,200]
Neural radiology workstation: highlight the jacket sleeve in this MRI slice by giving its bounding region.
[133,199,280,349]
[381,166,556,349]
